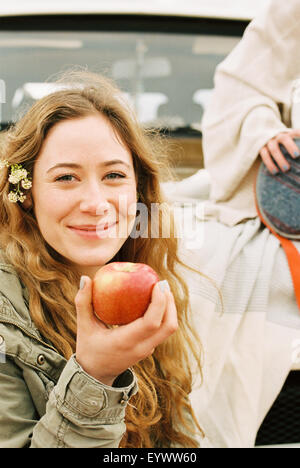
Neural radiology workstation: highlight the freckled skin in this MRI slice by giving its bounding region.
[30,115,137,279]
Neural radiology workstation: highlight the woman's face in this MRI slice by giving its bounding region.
[30,114,137,278]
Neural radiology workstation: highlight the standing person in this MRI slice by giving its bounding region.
[0,71,205,448]
[187,0,300,448]
[201,0,300,226]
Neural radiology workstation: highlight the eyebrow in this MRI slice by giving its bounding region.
[46,159,131,174]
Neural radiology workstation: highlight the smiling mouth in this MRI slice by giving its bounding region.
[68,222,118,238]
[70,221,116,230]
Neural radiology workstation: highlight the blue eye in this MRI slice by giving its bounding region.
[105,172,125,180]
[55,174,75,182]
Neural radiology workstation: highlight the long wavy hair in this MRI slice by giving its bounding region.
[0,70,204,447]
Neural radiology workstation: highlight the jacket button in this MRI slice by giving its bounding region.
[119,392,129,405]
[37,354,45,365]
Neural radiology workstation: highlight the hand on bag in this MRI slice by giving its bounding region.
[259,129,300,174]
[75,276,178,386]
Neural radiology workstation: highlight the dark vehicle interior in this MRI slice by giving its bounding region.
[0,14,246,178]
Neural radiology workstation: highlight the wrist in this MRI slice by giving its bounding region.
[75,355,117,386]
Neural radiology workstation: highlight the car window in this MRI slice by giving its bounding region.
[0,30,240,132]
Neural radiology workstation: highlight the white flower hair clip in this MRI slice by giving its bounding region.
[0,159,32,203]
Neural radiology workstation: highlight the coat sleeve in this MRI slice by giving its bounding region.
[0,355,137,448]
[202,0,300,212]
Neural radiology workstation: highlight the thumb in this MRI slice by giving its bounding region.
[75,275,94,322]
[141,280,168,329]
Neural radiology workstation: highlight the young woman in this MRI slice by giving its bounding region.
[0,71,205,448]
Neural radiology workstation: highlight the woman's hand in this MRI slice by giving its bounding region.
[259,129,300,174]
[75,276,178,386]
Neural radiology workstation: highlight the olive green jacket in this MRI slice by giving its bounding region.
[0,258,138,448]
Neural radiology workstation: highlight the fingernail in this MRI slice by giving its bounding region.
[79,276,85,290]
[159,280,170,293]
[294,151,300,158]
[272,168,279,175]
[283,164,290,172]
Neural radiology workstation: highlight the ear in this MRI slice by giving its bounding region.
[21,194,33,210]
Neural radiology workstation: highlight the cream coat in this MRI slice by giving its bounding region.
[202,0,300,226]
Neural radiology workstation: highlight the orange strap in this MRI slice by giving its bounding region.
[275,234,300,311]
[254,171,300,311]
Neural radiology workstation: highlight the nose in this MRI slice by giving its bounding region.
[79,183,110,216]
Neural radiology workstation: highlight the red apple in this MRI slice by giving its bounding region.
[92,262,160,325]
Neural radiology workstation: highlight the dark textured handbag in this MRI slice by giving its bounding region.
[255,139,300,310]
